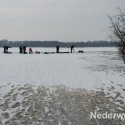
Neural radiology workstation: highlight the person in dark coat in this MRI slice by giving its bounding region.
[19,46,23,54]
[23,46,27,54]
[3,46,8,53]
[3,46,12,54]
[71,45,75,53]
[56,45,59,53]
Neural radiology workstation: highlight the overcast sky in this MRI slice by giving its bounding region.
[0,0,125,42]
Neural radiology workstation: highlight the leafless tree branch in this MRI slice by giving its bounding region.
[108,8,125,63]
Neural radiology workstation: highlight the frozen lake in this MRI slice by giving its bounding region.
[0,47,125,91]
[0,47,125,125]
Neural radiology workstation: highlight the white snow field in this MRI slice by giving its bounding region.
[0,47,125,92]
[0,47,125,125]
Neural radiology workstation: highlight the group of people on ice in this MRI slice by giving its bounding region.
[19,46,39,54]
[3,45,76,54]
[19,46,27,54]
[19,46,33,54]
[56,45,75,53]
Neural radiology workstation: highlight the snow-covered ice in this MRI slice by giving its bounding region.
[0,47,125,125]
[0,47,125,91]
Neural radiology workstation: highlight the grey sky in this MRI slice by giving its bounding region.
[0,0,125,42]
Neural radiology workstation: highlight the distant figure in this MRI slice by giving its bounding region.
[4,46,8,53]
[23,46,27,54]
[56,45,60,53]
[3,46,12,54]
[71,45,75,53]
[29,48,33,54]
[35,51,40,54]
[19,46,23,54]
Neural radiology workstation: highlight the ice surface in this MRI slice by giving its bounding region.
[0,47,124,92]
[0,47,125,125]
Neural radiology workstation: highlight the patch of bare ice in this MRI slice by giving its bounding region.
[0,84,125,125]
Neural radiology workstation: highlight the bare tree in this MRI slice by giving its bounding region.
[108,8,125,63]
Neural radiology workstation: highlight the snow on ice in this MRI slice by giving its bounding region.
[0,47,125,125]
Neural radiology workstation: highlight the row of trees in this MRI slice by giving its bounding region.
[0,40,117,48]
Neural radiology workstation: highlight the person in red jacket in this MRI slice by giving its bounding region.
[29,48,33,54]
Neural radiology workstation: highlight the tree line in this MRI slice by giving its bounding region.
[0,40,117,48]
